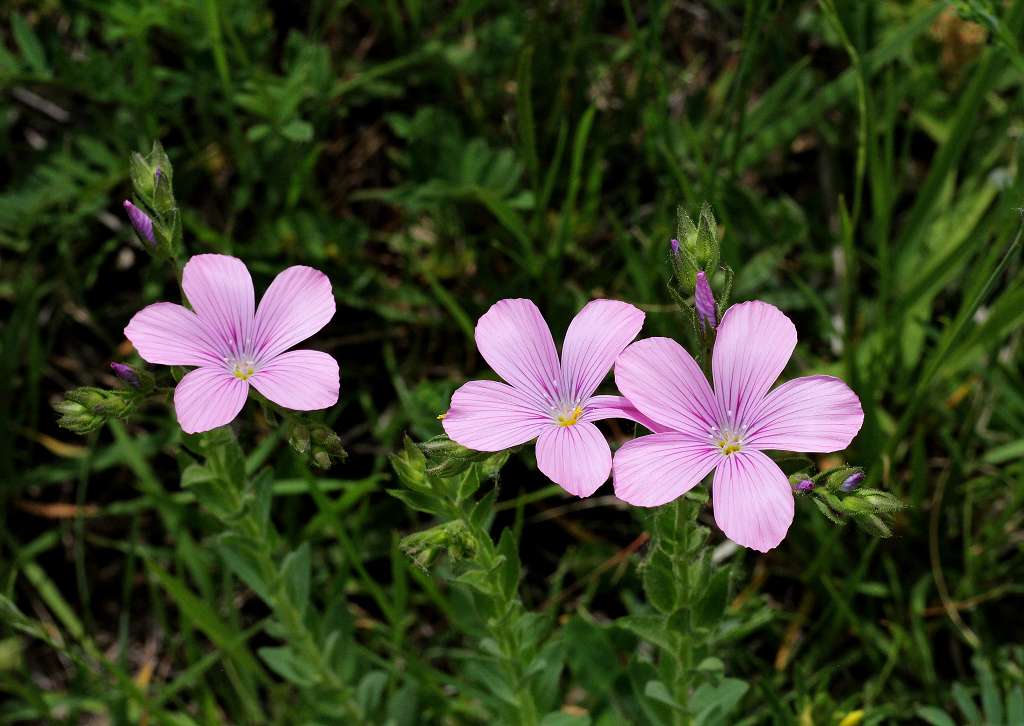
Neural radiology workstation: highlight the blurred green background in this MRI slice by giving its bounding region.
[3,0,1024,723]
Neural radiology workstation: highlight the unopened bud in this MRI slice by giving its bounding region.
[110,362,140,387]
[694,271,717,330]
[123,200,154,245]
[670,238,680,255]
[841,471,865,492]
[312,450,332,469]
[288,423,311,455]
[796,478,814,492]
[825,466,863,491]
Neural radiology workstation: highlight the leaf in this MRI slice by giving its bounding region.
[642,550,678,614]
[216,534,273,603]
[280,542,311,613]
[258,645,317,686]
[496,528,521,600]
[643,680,684,711]
[694,568,731,627]
[356,670,389,714]
[915,707,957,726]
[615,615,680,655]
[691,678,749,726]
[147,560,264,678]
[281,119,314,142]
[11,14,49,77]
[952,682,981,723]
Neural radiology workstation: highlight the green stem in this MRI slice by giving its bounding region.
[205,441,363,721]
[460,512,539,726]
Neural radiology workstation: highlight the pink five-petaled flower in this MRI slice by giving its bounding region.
[612,301,864,552]
[443,298,660,497]
[124,254,339,434]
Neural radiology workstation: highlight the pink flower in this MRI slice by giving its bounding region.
[443,299,661,497]
[124,254,339,434]
[612,301,863,552]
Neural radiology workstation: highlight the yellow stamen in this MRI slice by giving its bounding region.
[556,406,584,427]
[233,365,255,381]
[716,432,743,456]
[437,412,448,420]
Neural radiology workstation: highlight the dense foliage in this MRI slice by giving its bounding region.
[2,1,1024,724]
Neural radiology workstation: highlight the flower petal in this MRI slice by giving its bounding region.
[712,301,796,427]
[614,337,719,436]
[125,302,224,366]
[475,299,560,408]
[712,449,794,553]
[443,380,552,451]
[182,255,255,355]
[559,300,645,402]
[174,367,249,434]
[535,422,612,497]
[745,375,864,452]
[249,350,339,411]
[612,433,720,506]
[582,395,671,433]
[252,265,335,363]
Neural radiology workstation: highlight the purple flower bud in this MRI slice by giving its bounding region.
[670,238,680,255]
[796,479,815,492]
[154,167,163,183]
[841,471,864,492]
[123,200,154,245]
[694,271,717,330]
[110,362,140,387]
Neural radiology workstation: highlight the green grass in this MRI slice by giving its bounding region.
[2,1,1024,723]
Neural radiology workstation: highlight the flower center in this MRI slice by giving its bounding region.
[229,358,256,381]
[709,417,746,456]
[555,405,584,427]
[715,431,743,455]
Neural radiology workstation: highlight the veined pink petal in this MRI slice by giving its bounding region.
[443,380,552,451]
[712,301,796,427]
[745,375,863,452]
[614,337,720,436]
[124,302,223,366]
[249,350,339,411]
[475,299,560,409]
[182,255,255,356]
[559,300,645,402]
[174,366,249,434]
[582,395,671,433]
[712,449,794,553]
[535,422,612,497]
[613,433,720,506]
[252,265,335,364]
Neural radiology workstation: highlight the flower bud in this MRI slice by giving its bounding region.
[694,271,717,330]
[312,450,332,469]
[825,466,863,491]
[840,471,865,492]
[287,423,310,454]
[795,478,814,492]
[670,238,680,255]
[110,362,140,387]
[123,200,154,245]
[54,390,116,434]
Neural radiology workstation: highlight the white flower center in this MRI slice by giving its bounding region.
[554,404,584,427]
[709,410,747,456]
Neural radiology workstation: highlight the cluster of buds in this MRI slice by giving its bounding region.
[123,141,180,259]
[54,387,134,434]
[416,434,503,478]
[667,203,734,343]
[287,420,347,469]
[400,520,476,569]
[789,466,905,537]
